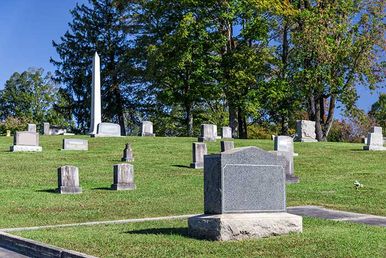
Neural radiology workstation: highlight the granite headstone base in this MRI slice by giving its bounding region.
[298,138,318,143]
[91,123,121,137]
[363,145,386,151]
[188,213,302,241]
[10,146,42,152]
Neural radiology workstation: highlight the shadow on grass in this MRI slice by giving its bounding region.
[350,149,366,152]
[92,187,112,191]
[125,227,190,238]
[36,189,57,194]
[172,165,191,169]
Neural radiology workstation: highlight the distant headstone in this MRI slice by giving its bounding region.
[198,124,217,142]
[363,126,386,151]
[50,126,67,135]
[122,143,134,162]
[111,163,136,190]
[221,141,234,152]
[57,165,82,194]
[10,132,42,152]
[27,124,36,133]
[43,122,50,135]
[221,127,232,139]
[62,139,88,151]
[190,142,207,169]
[141,121,155,137]
[92,123,121,137]
[272,151,299,183]
[274,136,298,156]
[295,120,317,142]
[188,147,302,241]
[6,130,11,137]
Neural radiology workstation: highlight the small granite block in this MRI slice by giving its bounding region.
[122,143,134,162]
[111,164,136,190]
[10,145,42,152]
[371,126,383,134]
[14,132,39,146]
[295,120,318,142]
[188,213,302,241]
[198,124,217,142]
[190,142,207,169]
[57,165,82,194]
[274,136,298,156]
[220,141,234,152]
[62,139,88,151]
[43,122,50,135]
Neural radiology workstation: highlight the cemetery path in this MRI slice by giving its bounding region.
[287,206,386,227]
[0,206,384,234]
[0,247,28,258]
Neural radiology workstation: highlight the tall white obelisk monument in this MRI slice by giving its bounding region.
[89,52,102,135]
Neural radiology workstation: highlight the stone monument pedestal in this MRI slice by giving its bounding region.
[188,212,302,241]
[10,145,42,152]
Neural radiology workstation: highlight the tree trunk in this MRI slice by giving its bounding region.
[314,96,324,141]
[185,103,193,137]
[113,86,126,136]
[238,107,248,139]
[280,115,289,135]
[229,102,238,138]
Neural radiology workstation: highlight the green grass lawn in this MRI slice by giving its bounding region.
[0,135,385,256]
[14,218,386,257]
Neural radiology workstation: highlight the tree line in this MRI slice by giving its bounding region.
[1,0,385,140]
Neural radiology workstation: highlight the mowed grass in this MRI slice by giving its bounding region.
[0,135,385,229]
[14,218,386,257]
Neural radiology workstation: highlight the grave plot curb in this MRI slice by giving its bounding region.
[0,232,97,258]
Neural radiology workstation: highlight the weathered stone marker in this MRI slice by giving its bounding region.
[111,164,136,190]
[363,126,385,151]
[10,132,42,152]
[6,130,11,137]
[274,136,298,156]
[62,139,88,151]
[190,142,207,169]
[27,124,36,133]
[198,124,217,142]
[221,127,232,139]
[92,123,121,137]
[295,120,317,142]
[141,121,155,137]
[57,165,82,194]
[43,122,50,135]
[273,151,299,183]
[188,147,302,241]
[122,143,134,162]
[220,141,234,152]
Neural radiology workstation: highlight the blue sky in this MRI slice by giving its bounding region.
[0,0,384,117]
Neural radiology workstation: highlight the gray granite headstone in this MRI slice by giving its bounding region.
[221,127,232,139]
[62,139,88,151]
[272,151,299,183]
[27,124,36,133]
[43,122,50,135]
[94,122,121,137]
[122,143,134,162]
[57,165,82,194]
[274,136,298,156]
[198,124,217,142]
[190,142,207,169]
[295,120,317,142]
[111,164,136,190]
[141,121,155,137]
[220,141,234,152]
[363,126,385,151]
[204,147,286,214]
[10,131,42,152]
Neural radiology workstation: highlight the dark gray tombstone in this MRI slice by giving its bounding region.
[220,141,234,152]
[57,165,82,194]
[188,147,302,241]
[122,143,134,162]
[62,139,88,151]
[190,142,207,169]
[111,164,136,190]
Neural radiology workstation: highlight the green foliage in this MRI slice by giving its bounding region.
[327,120,354,142]
[369,93,386,130]
[0,68,72,129]
[0,116,30,134]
